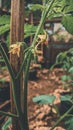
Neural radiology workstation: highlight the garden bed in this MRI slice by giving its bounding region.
[0,68,69,130]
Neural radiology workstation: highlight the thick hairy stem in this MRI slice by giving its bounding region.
[23,52,32,130]
[12,80,26,130]
[15,50,30,79]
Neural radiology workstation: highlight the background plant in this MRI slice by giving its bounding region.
[33,48,73,130]
[52,48,73,89]
[50,47,73,129]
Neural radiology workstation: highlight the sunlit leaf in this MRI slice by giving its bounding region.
[61,75,71,82]
[24,24,43,38]
[69,67,73,74]
[0,15,10,25]
[62,15,73,34]
[65,117,73,130]
[0,78,6,84]
[32,95,56,105]
[28,4,44,11]
[63,0,73,14]
[0,24,10,35]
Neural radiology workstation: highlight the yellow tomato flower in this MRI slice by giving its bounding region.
[34,32,47,55]
[38,31,47,44]
[9,43,22,57]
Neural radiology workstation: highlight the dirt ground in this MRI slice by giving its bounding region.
[28,68,67,130]
[0,68,68,130]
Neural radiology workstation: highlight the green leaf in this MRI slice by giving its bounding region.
[54,48,73,71]
[63,0,73,14]
[28,4,44,11]
[24,32,35,38]
[65,117,73,130]
[6,32,10,49]
[56,51,67,63]
[0,24,10,35]
[24,24,37,38]
[24,24,37,33]
[60,95,72,102]
[0,15,10,25]
[32,95,56,105]
[68,48,73,54]
[61,75,71,81]
[24,24,43,38]
[47,0,73,19]
[69,67,73,74]
[0,78,6,84]
[2,117,12,130]
[61,15,73,34]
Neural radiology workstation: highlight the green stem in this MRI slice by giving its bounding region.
[0,44,21,118]
[0,43,15,80]
[32,0,55,47]
[12,80,25,130]
[0,111,19,118]
[23,52,32,130]
[12,80,22,112]
[15,49,31,79]
[0,43,24,129]
[21,1,56,129]
[50,105,73,130]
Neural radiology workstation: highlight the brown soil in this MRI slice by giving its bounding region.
[0,68,68,130]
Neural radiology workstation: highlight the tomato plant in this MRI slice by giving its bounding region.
[0,0,73,130]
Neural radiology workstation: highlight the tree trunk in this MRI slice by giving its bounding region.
[10,0,24,129]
